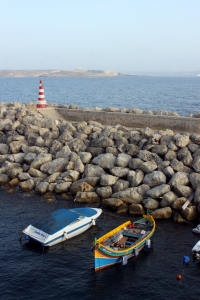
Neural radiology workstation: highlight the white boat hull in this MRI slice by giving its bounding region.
[22,208,102,247]
[192,240,200,261]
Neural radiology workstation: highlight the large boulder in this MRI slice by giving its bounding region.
[30,153,52,169]
[146,184,171,198]
[102,198,123,210]
[151,207,172,219]
[82,164,105,177]
[112,187,143,204]
[75,191,100,203]
[92,153,116,170]
[100,174,119,186]
[40,158,71,175]
[143,171,166,187]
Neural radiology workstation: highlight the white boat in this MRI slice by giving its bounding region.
[192,240,200,261]
[192,224,200,234]
[21,207,102,247]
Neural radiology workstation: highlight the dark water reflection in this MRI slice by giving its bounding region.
[0,189,200,300]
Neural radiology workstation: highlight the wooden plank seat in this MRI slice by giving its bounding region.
[122,231,142,239]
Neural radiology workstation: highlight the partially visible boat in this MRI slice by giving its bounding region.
[21,207,102,247]
[192,240,200,262]
[93,214,155,271]
[192,224,200,234]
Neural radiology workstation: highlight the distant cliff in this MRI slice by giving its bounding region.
[0,69,125,78]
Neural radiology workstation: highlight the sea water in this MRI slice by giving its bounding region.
[0,76,200,116]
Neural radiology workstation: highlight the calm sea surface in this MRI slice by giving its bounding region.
[0,76,200,299]
[0,76,200,116]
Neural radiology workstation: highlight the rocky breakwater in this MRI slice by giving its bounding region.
[1,102,200,222]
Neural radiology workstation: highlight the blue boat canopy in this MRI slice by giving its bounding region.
[32,209,79,235]
[71,208,97,218]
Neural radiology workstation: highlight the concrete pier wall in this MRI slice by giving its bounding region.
[54,107,200,133]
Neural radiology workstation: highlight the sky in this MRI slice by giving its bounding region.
[1,0,200,73]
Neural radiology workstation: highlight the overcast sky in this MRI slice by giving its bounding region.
[1,0,200,73]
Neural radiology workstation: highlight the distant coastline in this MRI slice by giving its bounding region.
[0,69,125,78]
[0,69,200,78]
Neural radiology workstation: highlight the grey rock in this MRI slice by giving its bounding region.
[0,174,10,184]
[62,170,79,182]
[129,204,145,215]
[127,170,144,187]
[139,161,157,173]
[128,158,143,170]
[56,145,71,159]
[74,158,85,173]
[174,134,190,147]
[96,186,112,199]
[112,187,143,204]
[173,185,193,198]
[19,179,35,192]
[192,156,200,172]
[90,136,114,148]
[143,171,166,188]
[75,191,100,203]
[181,206,199,221]
[146,184,171,198]
[160,191,178,207]
[54,182,72,193]
[110,167,129,178]
[12,153,26,163]
[78,152,92,164]
[116,153,132,168]
[165,150,177,161]
[30,153,52,169]
[28,168,47,179]
[24,153,37,164]
[172,197,187,210]
[151,207,172,219]
[92,153,116,169]
[189,172,200,189]
[100,174,119,186]
[112,179,130,193]
[169,172,189,186]
[0,143,9,155]
[102,197,123,209]
[35,182,49,194]
[46,172,61,183]
[152,145,168,156]
[142,198,160,210]
[6,166,23,179]
[70,177,100,194]
[18,173,31,181]
[40,158,70,175]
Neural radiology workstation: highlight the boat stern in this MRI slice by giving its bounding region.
[22,225,50,245]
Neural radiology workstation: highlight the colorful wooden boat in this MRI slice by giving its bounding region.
[93,214,155,271]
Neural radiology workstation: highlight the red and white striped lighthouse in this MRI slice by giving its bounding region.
[37,80,46,108]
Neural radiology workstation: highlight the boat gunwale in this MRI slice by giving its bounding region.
[96,215,155,256]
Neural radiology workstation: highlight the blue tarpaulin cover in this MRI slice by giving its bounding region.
[71,208,97,218]
[32,209,79,235]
